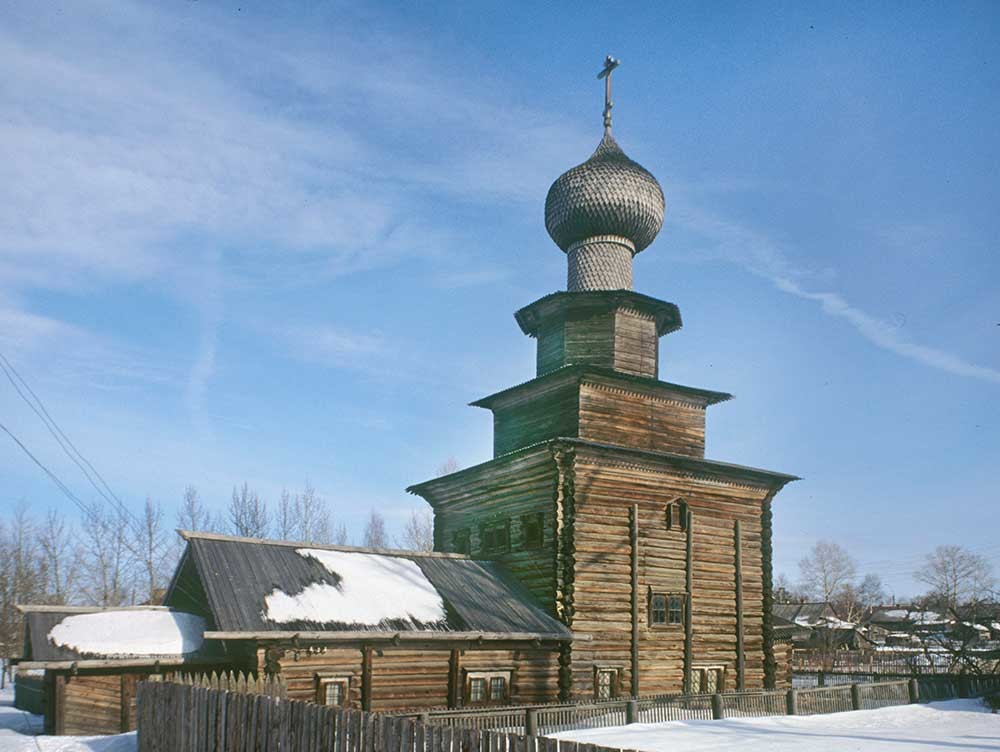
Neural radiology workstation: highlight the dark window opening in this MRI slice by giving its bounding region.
[317,677,349,707]
[651,594,667,625]
[666,500,688,531]
[479,520,510,554]
[521,513,544,549]
[452,528,471,555]
[668,595,684,624]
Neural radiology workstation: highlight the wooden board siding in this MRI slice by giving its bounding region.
[567,448,773,698]
[492,381,579,457]
[536,310,617,376]
[424,446,559,612]
[578,377,707,458]
[61,674,122,735]
[612,308,658,379]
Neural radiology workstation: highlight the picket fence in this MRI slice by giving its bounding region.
[136,682,623,752]
[137,673,1000,751]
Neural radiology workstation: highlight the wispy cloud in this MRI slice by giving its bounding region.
[671,200,1000,385]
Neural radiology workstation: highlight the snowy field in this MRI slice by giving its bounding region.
[551,699,1000,752]
[0,689,134,752]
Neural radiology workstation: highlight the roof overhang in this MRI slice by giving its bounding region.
[515,290,682,338]
[204,630,582,643]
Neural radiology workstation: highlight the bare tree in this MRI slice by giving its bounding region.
[835,572,886,623]
[0,504,47,667]
[398,509,434,551]
[916,545,994,610]
[134,497,171,604]
[294,483,332,544]
[332,521,350,546]
[78,503,133,607]
[38,508,78,605]
[437,457,460,477]
[363,510,388,549]
[798,540,857,603]
[177,486,214,532]
[275,488,295,540]
[228,483,270,538]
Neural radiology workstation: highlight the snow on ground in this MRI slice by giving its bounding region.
[0,689,135,752]
[49,611,205,657]
[552,699,1000,752]
[263,548,445,625]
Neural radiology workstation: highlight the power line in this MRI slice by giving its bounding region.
[0,351,140,528]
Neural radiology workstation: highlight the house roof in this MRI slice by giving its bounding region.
[773,602,838,625]
[168,532,572,641]
[18,606,222,666]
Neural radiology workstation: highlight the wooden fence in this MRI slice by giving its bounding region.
[137,673,1000,751]
[136,682,625,752]
[398,673,1000,734]
[168,671,287,699]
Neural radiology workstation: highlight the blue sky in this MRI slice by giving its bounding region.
[1,0,997,597]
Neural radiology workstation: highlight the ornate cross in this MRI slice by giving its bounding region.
[597,55,621,134]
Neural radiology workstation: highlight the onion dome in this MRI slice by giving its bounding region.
[544,133,665,256]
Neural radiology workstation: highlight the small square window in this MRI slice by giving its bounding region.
[452,528,471,555]
[317,676,349,707]
[521,513,544,550]
[666,500,688,531]
[650,592,684,627]
[479,520,510,554]
[465,671,511,706]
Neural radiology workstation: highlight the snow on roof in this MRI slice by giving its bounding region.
[263,548,446,626]
[48,610,205,657]
[877,609,947,624]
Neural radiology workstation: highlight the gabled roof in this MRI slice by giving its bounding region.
[167,532,572,641]
[18,605,221,665]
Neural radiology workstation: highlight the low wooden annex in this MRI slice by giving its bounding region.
[16,605,225,735]
[163,531,573,710]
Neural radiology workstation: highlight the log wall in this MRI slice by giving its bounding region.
[269,644,558,710]
[427,447,559,611]
[567,447,772,698]
[60,673,122,735]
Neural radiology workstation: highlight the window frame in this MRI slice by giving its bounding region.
[688,666,726,694]
[648,591,686,628]
[463,670,511,707]
[479,519,511,555]
[521,512,544,550]
[315,675,351,707]
[593,666,620,701]
[665,499,688,532]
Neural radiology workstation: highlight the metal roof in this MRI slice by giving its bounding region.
[177,533,571,639]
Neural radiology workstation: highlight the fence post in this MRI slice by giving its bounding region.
[710,693,724,720]
[958,675,971,699]
[525,709,538,738]
[907,678,919,704]
[817,671,825,687]
[850,684,861,711]
[625,700,639,725]
[419,713,430,725]
[785,688,798,716]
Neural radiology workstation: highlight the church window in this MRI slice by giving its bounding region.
[666,500,688,531]
[689,666,725,694]
[452,528,471,555]
[479,519,511,554]
[650,592,685,627]
[594,668,619,700]
[521,513,544,549]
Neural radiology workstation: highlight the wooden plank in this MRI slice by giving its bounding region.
[629,503,639,698]
[735,519,745,691]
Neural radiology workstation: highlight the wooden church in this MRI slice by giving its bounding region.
[408,58,798,699]
[21,61,797,732]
